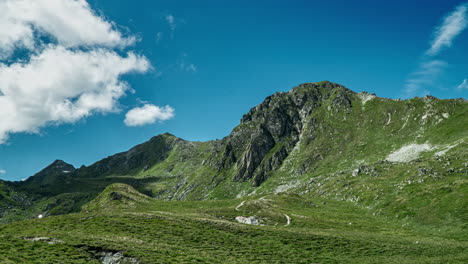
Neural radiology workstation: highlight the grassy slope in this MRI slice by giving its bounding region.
[248,92,468,230]
[1,83,466,263]
[2,84,467,223]
[0,184,466,263]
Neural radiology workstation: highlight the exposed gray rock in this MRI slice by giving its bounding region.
[252,146,289,186]
[24,237,64,245]
[101,252,138,264]
[225,81,354,186]
[93,251,139,264]
[235,216,262,225]
[218,143,236,170]
[352,168,360,177]
[233,125,276,182]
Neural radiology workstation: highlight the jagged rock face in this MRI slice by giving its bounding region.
[218,143,236,170]
[252,145,288,186]
[233,125,276,182]
[222,81,353,185]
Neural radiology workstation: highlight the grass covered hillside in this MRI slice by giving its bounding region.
[0,81,467,263]
[0,183,466,263]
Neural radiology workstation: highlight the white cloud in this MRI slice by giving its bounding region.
[457,78,468,90]
[427,4,467,56]
[165,15,176,31]
[0,45,149,143]
[0,169,6,174]
[0,0,153,144]
[404,60,447,96]
[124,104,175,127]
[404,3,467,97]
[0,0,134,58]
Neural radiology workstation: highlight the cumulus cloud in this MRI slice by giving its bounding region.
[0,0,152,143]
[124,104,175,126]
[0,46,149,143]
[0,169,6,174]
[457,78,468,90]
[0,0,134,58]
[427,4,467,56]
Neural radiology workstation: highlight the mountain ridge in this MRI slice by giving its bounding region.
[1,81,467,227]
[18,80,464,183]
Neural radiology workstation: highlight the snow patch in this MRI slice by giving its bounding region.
[386,143,432,162]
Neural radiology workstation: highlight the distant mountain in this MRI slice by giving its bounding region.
[23,160,75,187]
[2,81,467,227]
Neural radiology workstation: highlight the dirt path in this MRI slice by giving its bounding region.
[235,201,245,211]
[284,214,291,226]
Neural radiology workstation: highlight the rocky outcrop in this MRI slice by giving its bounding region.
[85,247,140,264]
[218,143,236,170]
[96,251,139,264]
[222,81,354,185]
[235,216,262,225]
[233,125,276,182]
[24,237,64,245]
[252,145,288,186]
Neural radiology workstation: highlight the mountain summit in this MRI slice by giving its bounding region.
[2,81,467,227]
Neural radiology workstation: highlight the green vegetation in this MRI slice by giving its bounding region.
[0,81,466,263]
[0,184,466,263]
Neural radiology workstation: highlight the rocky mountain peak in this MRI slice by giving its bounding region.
[40,160,75,174]
[241,81,352,124]
[226,81,356,185]
[22,160,76,186]
[5,80,466,226]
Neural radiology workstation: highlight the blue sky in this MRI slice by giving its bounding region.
[0,0,467,181]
